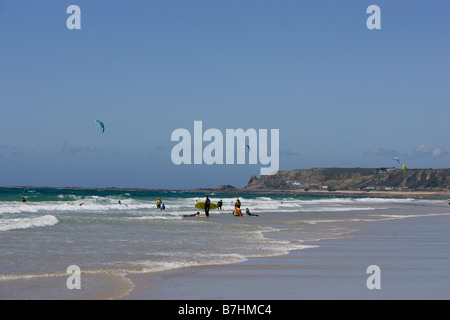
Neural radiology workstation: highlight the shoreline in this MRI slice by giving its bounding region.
[121,211,450,300]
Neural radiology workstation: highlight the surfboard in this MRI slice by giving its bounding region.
[195,201,218,210]
[233,207,243,216]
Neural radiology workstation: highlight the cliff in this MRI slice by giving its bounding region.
[245,168,450,192]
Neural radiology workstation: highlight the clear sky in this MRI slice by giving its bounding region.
[0,0,449,189]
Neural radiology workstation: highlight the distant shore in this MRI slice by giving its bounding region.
[1,185,449,200]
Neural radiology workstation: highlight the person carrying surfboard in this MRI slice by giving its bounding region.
[205,195,211,217]
[234,198,243,216]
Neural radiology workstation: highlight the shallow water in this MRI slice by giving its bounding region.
[0,187,444,299]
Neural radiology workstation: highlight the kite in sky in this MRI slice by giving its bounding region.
[95,120,105,134]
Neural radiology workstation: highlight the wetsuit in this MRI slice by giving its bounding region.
[205,198,210,217]
[234,200,242,216]
[246,209,259,217]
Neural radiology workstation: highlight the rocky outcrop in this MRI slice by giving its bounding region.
[245,168,450,191]
[214,184,236,191]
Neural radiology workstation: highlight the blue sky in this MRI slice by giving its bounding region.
[0,0,449,189]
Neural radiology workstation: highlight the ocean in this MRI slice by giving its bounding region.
[0,187,445,299]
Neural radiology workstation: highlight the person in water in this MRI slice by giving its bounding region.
[217,200,223,210]
[183,212,200,217]
[22,197,27,202]
[245,208,259,217]
[205,195,210,217]
[161,203,166,210]
[156,198,162,209]
[234,198,243,216]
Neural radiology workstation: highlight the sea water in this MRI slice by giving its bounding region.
[0,187,444,299]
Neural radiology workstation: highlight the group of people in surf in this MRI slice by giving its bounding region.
[156,198,165,210]
[157,195,259,217]
[197,195,259,217]
[232,197,259,217]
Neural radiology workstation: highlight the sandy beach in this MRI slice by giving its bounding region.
[122,209,450,300]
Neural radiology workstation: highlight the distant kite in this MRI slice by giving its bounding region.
[95,120,105,134]
[392,157,400,165]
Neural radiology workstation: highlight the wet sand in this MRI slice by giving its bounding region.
[122,213,450,300]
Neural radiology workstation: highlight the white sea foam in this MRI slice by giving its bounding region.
[0,215,59,231]
[234,196,425,214]
[129,253,248,273]
[0,199,158,215]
